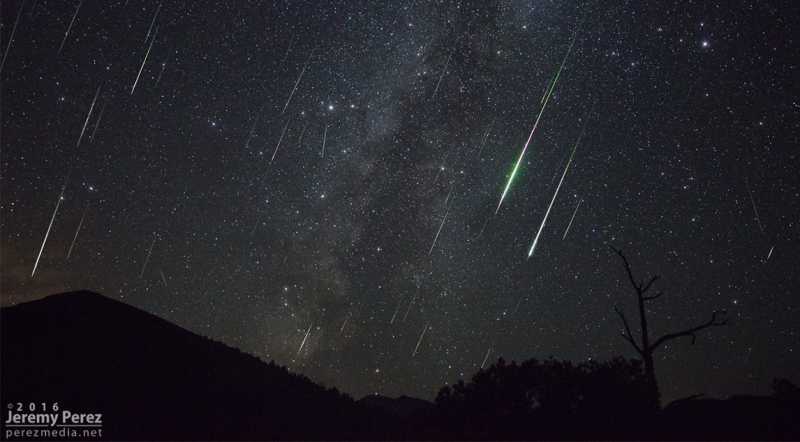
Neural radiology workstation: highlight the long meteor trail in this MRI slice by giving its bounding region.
[0,0,25,74]
[31,191,64,277]
[58,0,83,55]
[131,26,158,95]
[527,131,582,258]
[282,50,313,114]
[495,34,578,214]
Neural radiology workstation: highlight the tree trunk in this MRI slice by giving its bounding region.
[643,352,660,410]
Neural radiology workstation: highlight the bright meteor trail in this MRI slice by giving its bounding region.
[527,130,582,258]
[31,191,64,278]
[131,26,158,95]
[495,34,577,214]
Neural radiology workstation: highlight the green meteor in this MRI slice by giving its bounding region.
[495,34,578,215]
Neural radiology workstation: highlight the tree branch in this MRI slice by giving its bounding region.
[610,245,641,292]
[641,275,659,294]
[650,310,728,351]
[643,291,663,301]
[615,306,642,355]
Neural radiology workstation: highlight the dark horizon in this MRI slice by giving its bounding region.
[2,0,798,407]
[3,290,798,440]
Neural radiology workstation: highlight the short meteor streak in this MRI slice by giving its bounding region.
[76,86,101,148]
[528,132,582,258]
[562,197,583,240]
[390,297,403,324]
[477,119,494,157]
[428,205,450,255]
[495,35,577,214]
[282,50,313,114]
[159,270,168,287]
[89,101,107,143]
[339,317,349,334]
[402,289,418,322]
[58,0,83,54]
[31,191,65,277]
[297,323,313,356]
[480,347,492,369]
[139,235,156,278]
[0,0,25,74]
[766,246,774,261]
[321,124,328,158]
[270,121,290,163]
[745,178,764,234]
[155,61,166,85]
[131,26,158,95]
[66,205,88,260]
[412,324,429,357]
[431,52,452,100]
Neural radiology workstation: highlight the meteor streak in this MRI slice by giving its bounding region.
[745,178,764,233]
[155,61,166,85]
[412,324,429,357]
[562,198,583,239]
[431,52,452,100]
[144,3,162,42]
[428,205,450,255]
[282,50,313,114]
[0,0,25,74]
[159,270,168,287]
[495,35,577,214]
[76,86,101,148]
[131,26,158,95]
[390,297,403,324]
[480,347,492,369]
[89,101,107,143]
[340,317,349,334]
[528,131,582,258]
[31,191,65,277]
[402,289,418,322]
[58,0,83,54]
[477,119,494,157]
[321,124,328,158]
[271,121,290,163]
[766,245,774,261]
[66,205,88,260]
[297,323,313,356]
[139,235,156,278]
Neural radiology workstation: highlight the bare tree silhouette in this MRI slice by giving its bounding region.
[610,246,728,408]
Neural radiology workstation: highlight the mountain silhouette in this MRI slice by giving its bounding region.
[0,291,382,440]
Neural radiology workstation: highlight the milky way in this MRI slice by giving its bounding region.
[2,0,798,401]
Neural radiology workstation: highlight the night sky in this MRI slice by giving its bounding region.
[2,0,798,402]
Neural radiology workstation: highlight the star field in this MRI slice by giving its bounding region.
[2,0,798,401]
